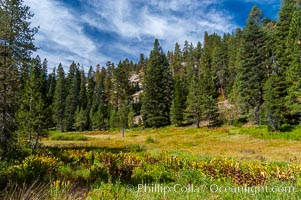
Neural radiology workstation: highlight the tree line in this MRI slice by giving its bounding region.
[0,0,300,159]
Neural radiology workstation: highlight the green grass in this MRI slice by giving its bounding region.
[230,125,301,140]
[42,125,301,162]
[16,125,299,199]
[49,131,89,141]
[4,126,301,200]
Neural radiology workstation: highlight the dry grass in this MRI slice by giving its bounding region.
[42,126,301,162]
[1,180,85,200]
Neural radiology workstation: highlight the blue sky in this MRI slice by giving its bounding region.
[24,0,280,71]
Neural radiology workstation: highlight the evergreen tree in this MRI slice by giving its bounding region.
[113,60,132,108]
[40,58,48,102]
[226,28,243,98]
[104,62,114,128]
[262,73,287,130]
[109,109,117,129]
[17,58,46,148]
[261,16,288,130]
[64,62,80,131]
[46,67,56,128]
[275,0,299,70]
[182,40,190,62]
[127,105,135,128]
[170,76,186,126]
[141,39,173,127]
[73,68,88,131]
[90,66,106,130]
[0,0,38,158]
[185,68,203,128]
[117,102,130,136]
[137,53,146,72]
[53,64,66,132]
[170,42,182,75]
[236,6,268,124]
[74,107,88,131]
[170,43,187,126]
[86,66,95,129]
[212,35,228,99]
[286,9,301,123]
[47,67,56,106]
[199,69,220,127]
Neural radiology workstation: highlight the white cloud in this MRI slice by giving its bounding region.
[25,0,111,71]
[82,0,237,54]
[24,0,240,70]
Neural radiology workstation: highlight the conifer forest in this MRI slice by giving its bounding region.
[0,0,301,199]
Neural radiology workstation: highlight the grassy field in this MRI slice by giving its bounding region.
[43,125,301,162]
[2,125,301,199]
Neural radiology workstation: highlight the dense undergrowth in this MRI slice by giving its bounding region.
[1,146,301,199]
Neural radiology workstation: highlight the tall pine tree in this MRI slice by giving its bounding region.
[17,58,47,148]
[0,0,37,158]
[53,64,66,132]
[236,6,268,124]
[142,39,173,127]
[286,9,301,123]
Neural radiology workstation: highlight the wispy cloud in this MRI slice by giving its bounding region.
[24,0,280,71]
[82,0,237,56]
[25,0,111,70]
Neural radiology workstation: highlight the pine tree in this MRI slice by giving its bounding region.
[141,39,173,127]
[74,107,88,131]
[127,105,135,128]
[170,76,186,126]
[198,33,220,126]
[262,73,287,130]
[286,9,301,123]
[73,68,88,131]
[212,35,228,99]
[170,42,182,75]
[261,16,288,130]
[47,67,56,106]
[0,0,38,158]
[275,0,299,70]
[200,66,220,127]
[64,62,80,131]
[17,58,46,148]
[227,28,243,99]
[236,6,268,124]
[137,53,146,72]
[170,43,187,126]
[53,64,66,132]
[86,66,95,129]
[45,67,56,128]
[109,109,117,129]
[113,60,132,108]
[104,62,114,128]
[90,66,106,130]
[185,68,203,128]
[117,102,130,136]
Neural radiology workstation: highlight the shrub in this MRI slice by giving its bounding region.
[13,155,62,183]
[145,136,156,144]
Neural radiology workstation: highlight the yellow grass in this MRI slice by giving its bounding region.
[42,126,301,162]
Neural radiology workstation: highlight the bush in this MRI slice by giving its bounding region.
[233,115,248,127]
[145,136,156,144]
[13,155,62,183]
[279,124,294,132]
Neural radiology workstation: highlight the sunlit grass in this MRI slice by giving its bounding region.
[42,126,301,162]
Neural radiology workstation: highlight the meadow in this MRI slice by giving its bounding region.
[1,125,301,199]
